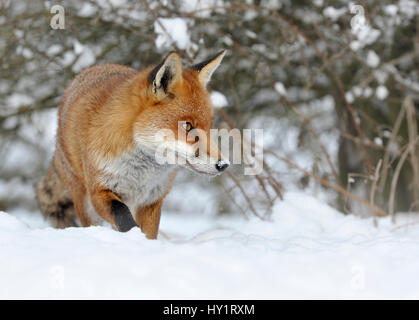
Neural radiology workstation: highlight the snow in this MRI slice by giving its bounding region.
[345,91,355,103]
[384,5,398,16]
[350,25,381,51]
[376,85,389,100]
[108,0,127,6]
[353,86,362,97]
[72,40,96,72]
[1,191,419,299]
[46,44,63,57]
[77,2,97,17]
[366,50,380,68]
[5,93,33,108]
[274,82,287,96]
[154,18,191,50]
[363,87,373,98]
[374,69,389,84]
[14,29,24,39]
[374,137,383,146]
[210,91,228,108]
[399,0,419,19]
[323,6,347,21]
[180,0,224,17]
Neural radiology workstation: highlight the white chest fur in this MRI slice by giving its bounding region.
[99,148,174,215]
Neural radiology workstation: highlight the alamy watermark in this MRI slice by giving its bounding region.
[50,264,65,289]
[350,4,367,32]
[50,4,65,30]
[351,263,365,291]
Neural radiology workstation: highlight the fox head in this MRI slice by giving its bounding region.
[133,51,229,176]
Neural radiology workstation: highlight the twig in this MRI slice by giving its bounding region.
[405,97,419,203]
[370,159,382,226]
[379,101,406,192]
[226,171,263,219]
[389,137,419,221]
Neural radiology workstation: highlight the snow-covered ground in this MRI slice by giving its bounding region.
[1,191,419,299]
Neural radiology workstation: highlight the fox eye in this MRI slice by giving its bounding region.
[182,122,194,132]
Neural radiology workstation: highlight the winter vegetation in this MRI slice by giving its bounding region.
[0,0,418,299]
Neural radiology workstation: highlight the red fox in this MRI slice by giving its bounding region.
[36,51,229,239]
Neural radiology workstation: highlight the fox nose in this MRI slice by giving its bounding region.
[215,160,229,172]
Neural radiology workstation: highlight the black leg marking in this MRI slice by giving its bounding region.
[111,200,137,232]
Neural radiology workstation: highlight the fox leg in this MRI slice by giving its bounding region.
[89,189,137,232]
[135,199,163,239]
[67,180,90,227]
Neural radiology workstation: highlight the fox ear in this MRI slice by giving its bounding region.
[148,52,182,98]
[192,50,226,87]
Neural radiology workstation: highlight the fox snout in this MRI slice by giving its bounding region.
[215,159,229,172]
[151,126,230,176]
[185,128,230,176]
